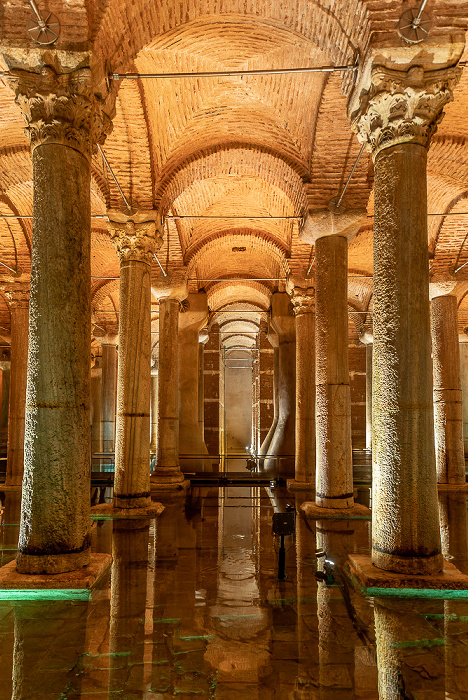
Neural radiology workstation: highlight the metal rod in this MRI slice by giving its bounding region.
[28,0,44,24]
[453,260,468,274]
[413,0,428,25]
[4,212,468,220]
[167,214,300,220]
[97,144,132,212]
[190,278,287,282]
[0,260,18,274]
[112,65,356,81]
[336,143,366,209]
[153,253,167,277]
[306,256,315,276]
[92,323,106,332]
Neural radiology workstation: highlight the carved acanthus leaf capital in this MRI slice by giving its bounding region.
[350,65,461,157]
[291,291,315,316]
[7,65,113,158]
[1,282,30,308]
[108,209,163,264]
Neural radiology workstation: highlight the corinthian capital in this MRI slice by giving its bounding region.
[7,65,113,158]
[290,289,315,316]
[350,64,461,157]
[108,209,163,264]
[1,282,30,309]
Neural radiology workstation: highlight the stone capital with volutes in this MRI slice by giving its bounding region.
[108,209,163,264]
[6,64,113,160]
[349,64,461,159]
[291,291,315,317]
[1,281,30,309]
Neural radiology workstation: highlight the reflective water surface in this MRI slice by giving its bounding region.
[0,486,468,699]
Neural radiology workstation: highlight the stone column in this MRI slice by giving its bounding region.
[150,357,158,454]
[264,293,296,477]
[289,288,315,488]
[6,63,112,574]
[299,201,365,511]
[2,283,29,488]
[460,334,468,457]
[315,234,353,509]
[198,331,209,444]
[152,294,186,487]
[90,358,102,460]
[359,332,373,452]
[178,292,210,471]
[94,328,118,455]
[430,290,466,485]
[108,210,163,510]
[350,63,461,574]
[259,330,279,459]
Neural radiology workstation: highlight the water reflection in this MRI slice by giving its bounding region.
[0,485,466,697]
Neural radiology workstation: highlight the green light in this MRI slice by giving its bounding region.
[392,638,444,649]
[0,589,90,601]
[366,587,468,599]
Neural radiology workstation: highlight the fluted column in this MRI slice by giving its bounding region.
[430,291,466,485]
[108,211,163,509]
[351,63,461,574]
[6,63,112,574]
[290,288,315,488]
[2,283,29,488]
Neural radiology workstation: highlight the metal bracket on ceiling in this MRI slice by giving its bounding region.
[398,0,431,44]
[27,0,60,45]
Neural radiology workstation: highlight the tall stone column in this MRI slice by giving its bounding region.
[359,331,373,452]
[2,283,29,488]
[107,210,163,510]
[6,63,112,574]
[289,287,315,489]
[315,234,353,509]
[350,63,461,574]
[178,292,210,471]
[198,332,209,445]
[150,357,158,454]
[430,290,466,485]
[152,293,186,488]
[259,330,278,459]
[264,293,296,477]
[94,328,118,455]
[90,358,102,460]
[460,335,468,457]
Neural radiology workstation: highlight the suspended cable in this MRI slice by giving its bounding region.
[110,65,356,81]
[97,144,132,211]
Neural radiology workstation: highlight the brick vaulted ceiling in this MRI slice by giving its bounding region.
[1,1,468,344]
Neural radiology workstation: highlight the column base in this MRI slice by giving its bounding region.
[301,502,371,519]
[437,481,468,491]
[286,479,315,492]
[90,502,164,520]
[150,466,187,490]
[346,554,468,598]
[16,547,91,575]
[0,553,112,599]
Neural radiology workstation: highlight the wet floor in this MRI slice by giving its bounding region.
[0,485,468,699]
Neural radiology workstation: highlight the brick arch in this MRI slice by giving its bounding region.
[95,7,365,75]
[208,281,271,311]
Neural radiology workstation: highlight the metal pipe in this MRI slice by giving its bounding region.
[28,0,45,25]
[3,212,468,220]
[336,143,366,208]
[111,65,356,81]
[413,0,428,26]
[97,144,132,212]
[153,253,167,277]
[0,260,18,274]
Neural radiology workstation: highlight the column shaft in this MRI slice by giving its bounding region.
[6,304,29,487]
[372,143,442,574]
[365,344,372,451]
[114,259,151,508]
[154,297,184,483]
[18,142,92,573]
[294,307,315,484]
[431,294,465,484]
[150,371,158,453]
[315,234,353,508]
[101,343,117,453]
[90,367,102,459]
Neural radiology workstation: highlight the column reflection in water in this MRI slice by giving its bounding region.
[439,491,468,698]
[1,490,21,565]
[109,519,150,695]
[206,486,269,692]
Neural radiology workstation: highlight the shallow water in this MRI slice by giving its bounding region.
[0,485,467,699]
